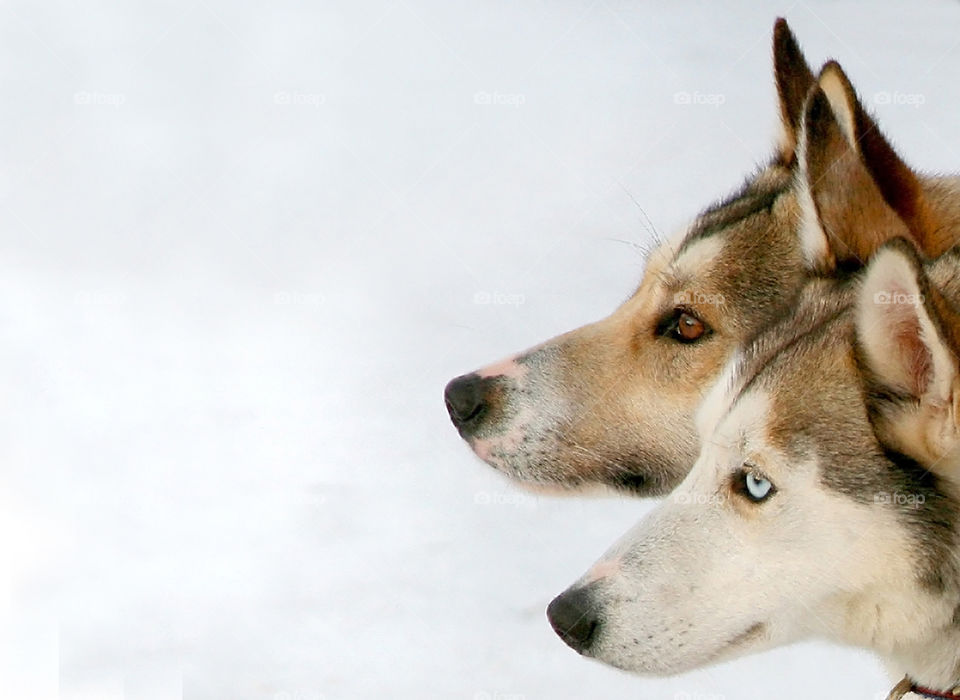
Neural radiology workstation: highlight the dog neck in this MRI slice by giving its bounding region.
[883,622,960,700]
[888,677,960,700]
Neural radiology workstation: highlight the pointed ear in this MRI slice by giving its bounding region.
[858,240,956,402]
[857,239,960,465]
[773,18,816,165]
[818,62,941,250]
[796,62,938,273]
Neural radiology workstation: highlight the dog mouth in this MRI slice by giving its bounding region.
[605,453,683,497]
[611,471,647,494]
[465,441,684,498]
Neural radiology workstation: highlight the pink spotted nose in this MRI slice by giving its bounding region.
[445,355,526,438]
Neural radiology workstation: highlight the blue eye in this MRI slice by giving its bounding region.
[744,471,774,502]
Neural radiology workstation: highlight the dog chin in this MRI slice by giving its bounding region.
[595,649,703,677]
[598,622,768,676]
[470,442,667,498]
[478,454,634,498]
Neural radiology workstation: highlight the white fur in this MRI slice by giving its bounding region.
[670,235,725,284]
[819,66,857,148]
[795,119,831,270]
[561,375,960,689]
[694,349,743,442]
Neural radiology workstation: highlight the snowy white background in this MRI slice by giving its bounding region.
[3,1,960,698]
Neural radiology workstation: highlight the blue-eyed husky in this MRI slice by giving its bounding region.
[547,238,960,699]
[445,20,960,497]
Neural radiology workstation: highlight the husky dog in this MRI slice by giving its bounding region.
[444,20,960,496]
[546,238,960,699]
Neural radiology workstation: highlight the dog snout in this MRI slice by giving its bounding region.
[444,373,489,434]
[547,582,603,654]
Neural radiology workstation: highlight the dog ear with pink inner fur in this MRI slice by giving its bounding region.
[857,239,960,467]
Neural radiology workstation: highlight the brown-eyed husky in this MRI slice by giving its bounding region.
[444,19,960,496]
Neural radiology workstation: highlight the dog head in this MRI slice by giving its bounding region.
[547,240,960,687]
[446,19,960,496]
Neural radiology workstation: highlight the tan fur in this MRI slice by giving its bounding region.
[796,63,944,271]
[919,177,960,255]
[817,61,948,256]
[447,20,960,496]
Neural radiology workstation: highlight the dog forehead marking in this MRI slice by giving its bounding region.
[696,369,773,472]
[670,234,725,284]
[717,386,772,452]
[641,221,693,283]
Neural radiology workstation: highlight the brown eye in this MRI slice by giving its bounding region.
[677,312,705,341]
[655,308,710,344]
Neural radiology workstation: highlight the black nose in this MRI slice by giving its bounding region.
[444,373,488,433]
[547,584,601,654]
